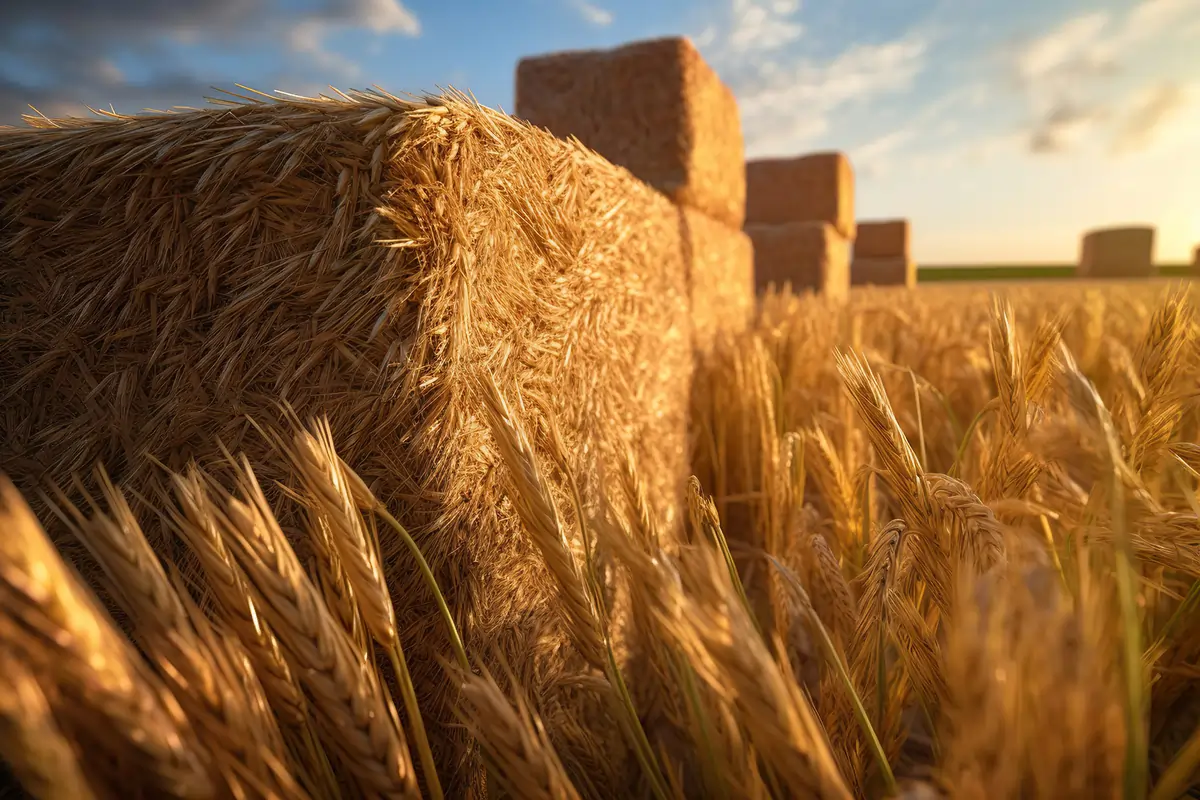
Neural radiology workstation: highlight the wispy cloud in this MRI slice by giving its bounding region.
[733,37,927,156]
[568,0,614,27]
[1006,0,1199,155]
[696,0,927,157]
[1028,100,1107,154]
[0,0,420,123]
[1112,81,1189,154]
[695,0,803,54]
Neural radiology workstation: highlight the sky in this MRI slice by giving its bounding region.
[1,0,1197,265]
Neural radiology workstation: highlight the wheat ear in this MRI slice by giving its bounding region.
[216,458,419,798]
[0,477,213,798]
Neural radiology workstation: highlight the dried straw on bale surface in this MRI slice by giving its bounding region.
[745,152,856,238]
[680,206,755,352]
[1078,225,1156,278]
[851,256,916,288]
[746,221,850,299]
[515,36,746,229]
[0,88,701,796]
[854,219,910,260]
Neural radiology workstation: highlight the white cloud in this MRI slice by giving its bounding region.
[1013,11,1113,86]
[691,0,929,156]
[727,0,804,53]
[1029,101,1106,153]
[351,0,421,35]
[287,20,364,80]
[568,0,613,27]
[281,0,420,81]
[732,37,928,156]
[94,59,125,87]
[1112,82,1189,154]
[1007,1,1199,154]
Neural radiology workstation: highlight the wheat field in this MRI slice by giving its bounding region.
[1,278,1198,799]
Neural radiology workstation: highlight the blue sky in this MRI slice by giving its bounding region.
[2,0,1197,263]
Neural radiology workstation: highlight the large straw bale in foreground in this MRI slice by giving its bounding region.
[0,91,701,796]
[745,152,855,238]
[851,256,916,288]
[1078,225,1156,278]
[854,218,910,259]
[515,36,746,228]
[682,206,755,350]
[746,221,849,299]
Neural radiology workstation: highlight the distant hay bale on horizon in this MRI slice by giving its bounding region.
[1078,225,1156,279]
[746,221,849,299]
[0,88,712,796]
[514,36,746,229]
[744,152,856,239]
[851,256,916,288]
[854,218,910,260]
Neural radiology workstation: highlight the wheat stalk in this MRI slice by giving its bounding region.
[0,477,213,798]
[215,457,420,798]
[49,469,301,798]
[0,647,97,800]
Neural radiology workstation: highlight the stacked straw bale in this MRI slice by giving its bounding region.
[1078,225,1156,278]
[852,218,916,288]
[744,153,855,296]
[516,36,754,345]
[1192,244,1199,274]
[746,221,849,299]
[683,206,755,351]
[744,152,855,238]
[516,36,744,228]
[0,89,700,797]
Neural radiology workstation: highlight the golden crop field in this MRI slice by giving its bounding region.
[2,276,1198,799]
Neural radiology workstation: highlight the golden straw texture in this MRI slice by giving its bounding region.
[681,205,755,352]
[747,221,850,298]
[851,257,916,289]
[515,36,746,228]
[854,219,911,260]
[745,153,856,238]
[0,88,701,794]
[1078,226,1156,279]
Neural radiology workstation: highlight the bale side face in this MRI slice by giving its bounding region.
[1078,226,1156,278]
[851,256,916,288]
[0,95,695,797]
[744,152,855,238]
[854,218,910,259]
[746,221,849,299]
[515,36,746,228]
[681,206,755,352]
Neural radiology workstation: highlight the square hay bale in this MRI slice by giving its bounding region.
[854,218,911,259]
[851,256,916,288]
[1078,226,1156,278]
[680,205,755,351]
[746,221,849,299]
[515,36,746,229]
[745,152,855,238]
[0,91,702,797]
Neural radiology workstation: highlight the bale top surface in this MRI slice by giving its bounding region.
[514,36,745,228]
